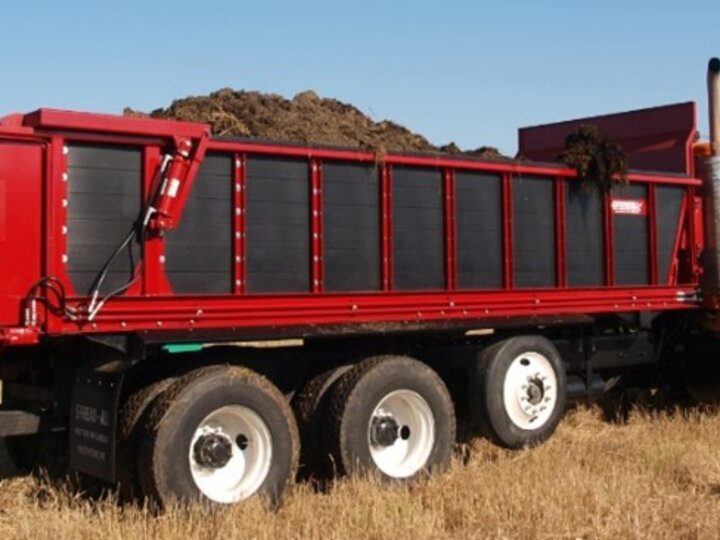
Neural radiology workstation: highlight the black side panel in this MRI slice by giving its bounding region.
[246,156,309,293]
[392,166,444,290]
[513,176,555,288]
[565,183,604,287]
[165,153,233,294]
[323,161,381,291]
[456,172,503,289]
[656,185,684,283]
[613,184,649,285]
[67,144,141,295]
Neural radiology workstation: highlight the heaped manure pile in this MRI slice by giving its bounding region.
[125,89,506,159]
[560,124,629,191]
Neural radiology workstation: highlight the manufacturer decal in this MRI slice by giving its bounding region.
[611,198,647,216]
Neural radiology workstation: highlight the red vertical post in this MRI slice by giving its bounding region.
[603,192,615,286]
[51,137,68,287]
[381,163,393,291]
[46,137,68,332]
[443,169,457,290]
[554,178,567,287]
[234,153,246,294]
[502,173,514,289]
[647,184,659,285]
[310,158,324,293]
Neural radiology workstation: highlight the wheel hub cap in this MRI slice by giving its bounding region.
[371,416,401,447]
[526,379,544,405]
[193,432,234,469]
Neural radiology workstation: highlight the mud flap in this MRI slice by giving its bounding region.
[69,368,125,482]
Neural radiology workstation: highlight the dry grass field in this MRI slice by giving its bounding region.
[0,406,719,539]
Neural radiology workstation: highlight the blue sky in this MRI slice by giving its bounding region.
[1,1,718,154]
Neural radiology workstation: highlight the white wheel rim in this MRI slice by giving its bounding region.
[502,351,558,430]
[367,390,435,478]
[188,405,273,503]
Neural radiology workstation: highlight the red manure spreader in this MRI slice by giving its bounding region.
[0,59,718,506]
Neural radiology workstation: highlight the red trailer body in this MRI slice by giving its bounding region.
[0,106,703,349]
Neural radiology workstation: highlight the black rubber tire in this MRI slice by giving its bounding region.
[291,365,351,480]
[469,336,567,449]
[325,356,456,481]
[116,378,175,501]
[138,365,299,507]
